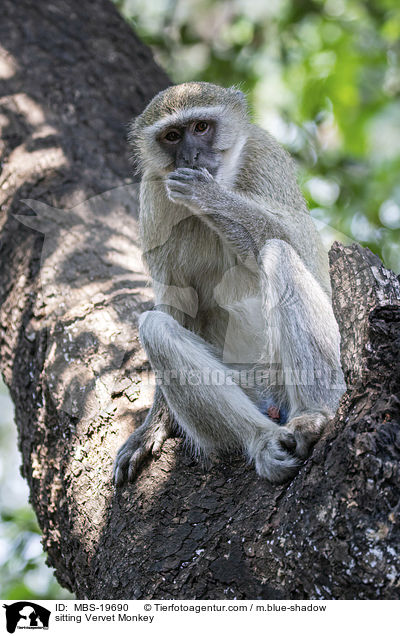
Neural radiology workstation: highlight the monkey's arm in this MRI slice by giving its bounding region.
[166,167,308,260]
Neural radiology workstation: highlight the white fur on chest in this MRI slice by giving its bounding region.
[214,268,264,364]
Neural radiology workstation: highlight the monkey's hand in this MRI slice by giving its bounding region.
[250,426,301,484]
[114,415,173,485]
[165,167,215,209]
[165,167,279,259]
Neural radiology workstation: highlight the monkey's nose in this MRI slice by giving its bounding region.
[183,151,199,167]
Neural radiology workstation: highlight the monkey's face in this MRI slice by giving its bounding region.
[131,83,250,179]
[157,119,221,176]
[141,109,246,180]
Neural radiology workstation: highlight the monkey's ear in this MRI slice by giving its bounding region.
[127,117,139,144]
[127,115,146,155]
[229,87,247,105]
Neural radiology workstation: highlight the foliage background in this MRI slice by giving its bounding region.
[1,0,399,599]
[116,0,400,272]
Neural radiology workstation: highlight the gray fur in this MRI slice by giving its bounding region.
[114,82,346,485]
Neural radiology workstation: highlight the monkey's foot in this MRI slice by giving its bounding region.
[250,427,301,484]
[114,418,172,485]
[285,411,330,459]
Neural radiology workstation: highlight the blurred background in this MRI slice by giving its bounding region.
[0,379,71,599]
[1,0,399,599]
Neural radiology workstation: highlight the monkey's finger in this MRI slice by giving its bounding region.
[170,167,200,176]
[166,175,191,185]
[167,178,195,190]
[198,167,213,178]
[115,443,138,465]
[151,431,169,458]
[128,447,150,481]
[113,451,134,485]
[166,181,191,192]
[168,172,202,184]
[168,172,194,181]
[166,184,193,198]
[172,167,213,182]
[114,465,125,487]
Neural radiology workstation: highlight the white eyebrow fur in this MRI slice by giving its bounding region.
[144,105,227,138]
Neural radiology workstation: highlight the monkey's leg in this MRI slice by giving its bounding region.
[136,309,301,483]
[259,239,345,458]
[114,386,173,485]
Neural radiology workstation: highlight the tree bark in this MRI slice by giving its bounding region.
[0,0,399,600]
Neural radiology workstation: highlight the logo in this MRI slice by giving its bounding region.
[3,602,50,633]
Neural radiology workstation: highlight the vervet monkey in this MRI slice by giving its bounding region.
[114,82,345,485]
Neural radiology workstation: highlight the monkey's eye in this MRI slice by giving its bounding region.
[162,129,181,143]
[194,121,209,134]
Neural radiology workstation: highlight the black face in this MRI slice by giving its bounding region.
[158,120,221,176]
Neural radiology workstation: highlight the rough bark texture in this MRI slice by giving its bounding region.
[1,0,399,601]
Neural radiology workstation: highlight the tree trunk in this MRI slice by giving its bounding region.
[0,0,399,600]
